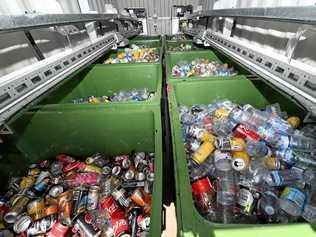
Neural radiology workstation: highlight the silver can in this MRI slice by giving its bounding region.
[87,186,100,211]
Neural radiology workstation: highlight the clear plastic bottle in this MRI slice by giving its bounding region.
[214,150,232,172]
[190,156,216,181]
[258,190,278,222]
[276,148,316,168]
[243,104,270,128]
[216,170,237,223]
[302,183,316,223]
[246,140,271,158]
[289,135,316,152]
[264,169,302,187]
[278,187,307,222]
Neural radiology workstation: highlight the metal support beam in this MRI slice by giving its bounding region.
[187,6,316,24]
[0,32,118,125]
[203,30,316,114]
[0,14,139,34]
[24,30,45,61]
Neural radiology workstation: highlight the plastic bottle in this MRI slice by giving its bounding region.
[257,189,279,222]
[278,187,307,222]
[289,135,316,152]
[276,148,316,168]
[216,137,246,152]
[214,150,232,172]
[243,104,270,128]
[191,177,216,221]
[264,169,302,187]
[302,183,316,223]
[190,156,216,181]
[246,140,271,158]
[216,170,237,223]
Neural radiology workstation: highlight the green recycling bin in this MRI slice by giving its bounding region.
[166,50,249,83]
[168,78,315,237]
[31,63,161,110]
[4,105,163,236]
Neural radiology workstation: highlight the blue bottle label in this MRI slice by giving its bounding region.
[281,187,306,210]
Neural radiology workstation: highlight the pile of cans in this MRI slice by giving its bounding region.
[168,43,194,52]
[0,152,155,236]
[172,58,237,78]
[179,99,316,224]
[103,45,159,64]
[72,88,155,104]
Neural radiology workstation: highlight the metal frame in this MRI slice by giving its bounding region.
[203,31,316,113]
[0,32,118,125]
[187,6,316,24]
[181,6,316,114]
[0,14,139,34]
[0,13,140,126]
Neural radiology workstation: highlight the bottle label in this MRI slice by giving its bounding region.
[270,171,283,186]
[238,188,254,214]
[277,135,290,151]
[281,187,306,210]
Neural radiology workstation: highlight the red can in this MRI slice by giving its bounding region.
[46,221,69,237]
[100,196,122,217]
[234,124,260,141]
[57,154,76,164]
[112,216,130,237]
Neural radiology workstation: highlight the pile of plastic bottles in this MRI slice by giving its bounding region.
[169,43,194,52]
[169,35,189,41]
[103,45,159,64]
[179,99,316,224]
[172,59,237,78]
[72,88,155,104]
[0,152,155,236]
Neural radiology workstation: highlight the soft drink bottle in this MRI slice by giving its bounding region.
[191,177,216,221]
[216,170,237,223]
[264,169,302,187]
[246,140,271,158]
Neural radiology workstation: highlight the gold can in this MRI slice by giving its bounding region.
[230,137,246,151]
[214,108,229,119]
[27,199,45,221]
[19,176,35,189]
[287,116,300,128]
[28,168,40,176]
[83,164,102,174]
[232,151,250,171]
[192,141,215,165]
[201,132,216,144]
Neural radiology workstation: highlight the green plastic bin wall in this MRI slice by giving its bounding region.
[131,35,162,41]
[166,50,249,83]
[32,64,161,110]
[6,106,163,237]
[168,79,316,237]
[166,41,207,52]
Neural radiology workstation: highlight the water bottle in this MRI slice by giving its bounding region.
[258,190,279,222]
[246,140,271,158]
[243,104,270,128]
[216,170,237,223]
[276,148,316,168]
[212,118,236,137]
[214,150,232,172]
[190,157,216,181]
[257,124,281,146]
[302,183,316,223]
[268,117,293,135]
[246,159,269,185]
[289,135,316,152]
[278,187,307,221]
[264,169,302,187]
